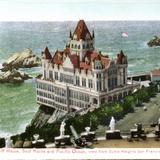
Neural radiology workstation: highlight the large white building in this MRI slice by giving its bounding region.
[36,20,139,113]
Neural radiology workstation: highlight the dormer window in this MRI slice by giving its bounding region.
[85,57,89,63]
[86,33,90,40]
[73,34,77,40]
[94,60,102,69]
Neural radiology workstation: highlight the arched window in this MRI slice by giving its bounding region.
[78,45,80,49]
[71,44,74,48]
[86,43,89,48]
[75,44,77,49]
[83,44,85,49]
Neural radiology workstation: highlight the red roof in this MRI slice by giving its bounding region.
[84,50,100,61]
[83,50,110,69]
[101,57,110,69]
[69,54,79,68]
[80,62,91,70]
[117,50,127,64]
[151,69,160,76]
[64,47,71,56]
[52,50,63,65]
[73,20,92,40]
[49,46,112,70]
[43,47,52,59]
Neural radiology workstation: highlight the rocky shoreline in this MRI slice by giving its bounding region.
[0,49,41,83]
[147,36,160,47]
[0,69,31,83]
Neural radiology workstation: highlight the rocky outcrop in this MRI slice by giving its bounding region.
[0,69,30,83]
[147,36,160,47]
[1,49,41,72]
[29,105,66,129]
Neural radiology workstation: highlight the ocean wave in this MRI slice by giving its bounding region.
[0,63,2,69]
[17,122,29,134]
[128,64,136,68]
[140,41,149,49]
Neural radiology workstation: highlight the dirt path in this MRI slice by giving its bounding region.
[96,93,160,136]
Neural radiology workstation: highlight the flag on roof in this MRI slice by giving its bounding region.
[121,32,128,38]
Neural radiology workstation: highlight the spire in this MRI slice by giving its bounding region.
[44,47,52,59]
[92,30,95,38]
[73,20,92,40]
[120,50,124,55]
[69,30,72,39]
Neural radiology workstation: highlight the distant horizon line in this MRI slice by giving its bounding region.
[1,20,160,22]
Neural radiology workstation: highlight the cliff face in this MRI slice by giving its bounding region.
[23,105,66,142]
[29,105,66,129]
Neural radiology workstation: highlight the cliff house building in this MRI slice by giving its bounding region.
[36,20,139,113]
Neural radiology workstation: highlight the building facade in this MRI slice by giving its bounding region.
[36,20,139,113]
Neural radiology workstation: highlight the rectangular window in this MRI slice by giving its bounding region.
[76,76,80,86]
[88,79,93,88]
[97,81,101,91]
[123,68,125,84]
[49,70,53,80]
[55,72,58,80]
[82,78,86,87]
[115,77,117,87]
[44,70,46,79]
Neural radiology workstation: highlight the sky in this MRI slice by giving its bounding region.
[0,0,160,21]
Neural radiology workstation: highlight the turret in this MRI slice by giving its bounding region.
[92,30,95,39]
[42,47,52,60]
[69,30,72,39]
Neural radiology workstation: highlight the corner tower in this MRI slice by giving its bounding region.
[68,20,95,61]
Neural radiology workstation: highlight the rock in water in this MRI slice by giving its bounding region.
[1,49,41,71]
[147,36,160,47]
[0,69,30,83]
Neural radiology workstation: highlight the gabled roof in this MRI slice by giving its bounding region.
[84,50,99,61]
[73,20,92,40]
[80,62,91,70]
[69,54,79,68]
[117,50,128,64]
[151,69,160,76]
[83,50,110,69]
[43,47,52,59]
[64,47,71,56]
[52,50,64,65]
[101,56,111,69]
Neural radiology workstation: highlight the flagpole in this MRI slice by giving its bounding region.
[121,32,123,50]
[121,32,129,52]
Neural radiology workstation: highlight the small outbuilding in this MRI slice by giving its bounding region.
[150,69,160,83]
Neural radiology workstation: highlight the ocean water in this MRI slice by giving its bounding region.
[0,21,160,136]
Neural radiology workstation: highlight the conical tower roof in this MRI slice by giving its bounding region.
[73,20,92,40]
[44,47,52,59]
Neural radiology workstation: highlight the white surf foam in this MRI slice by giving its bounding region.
[0,63,2,70]
[0,131,13,138]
